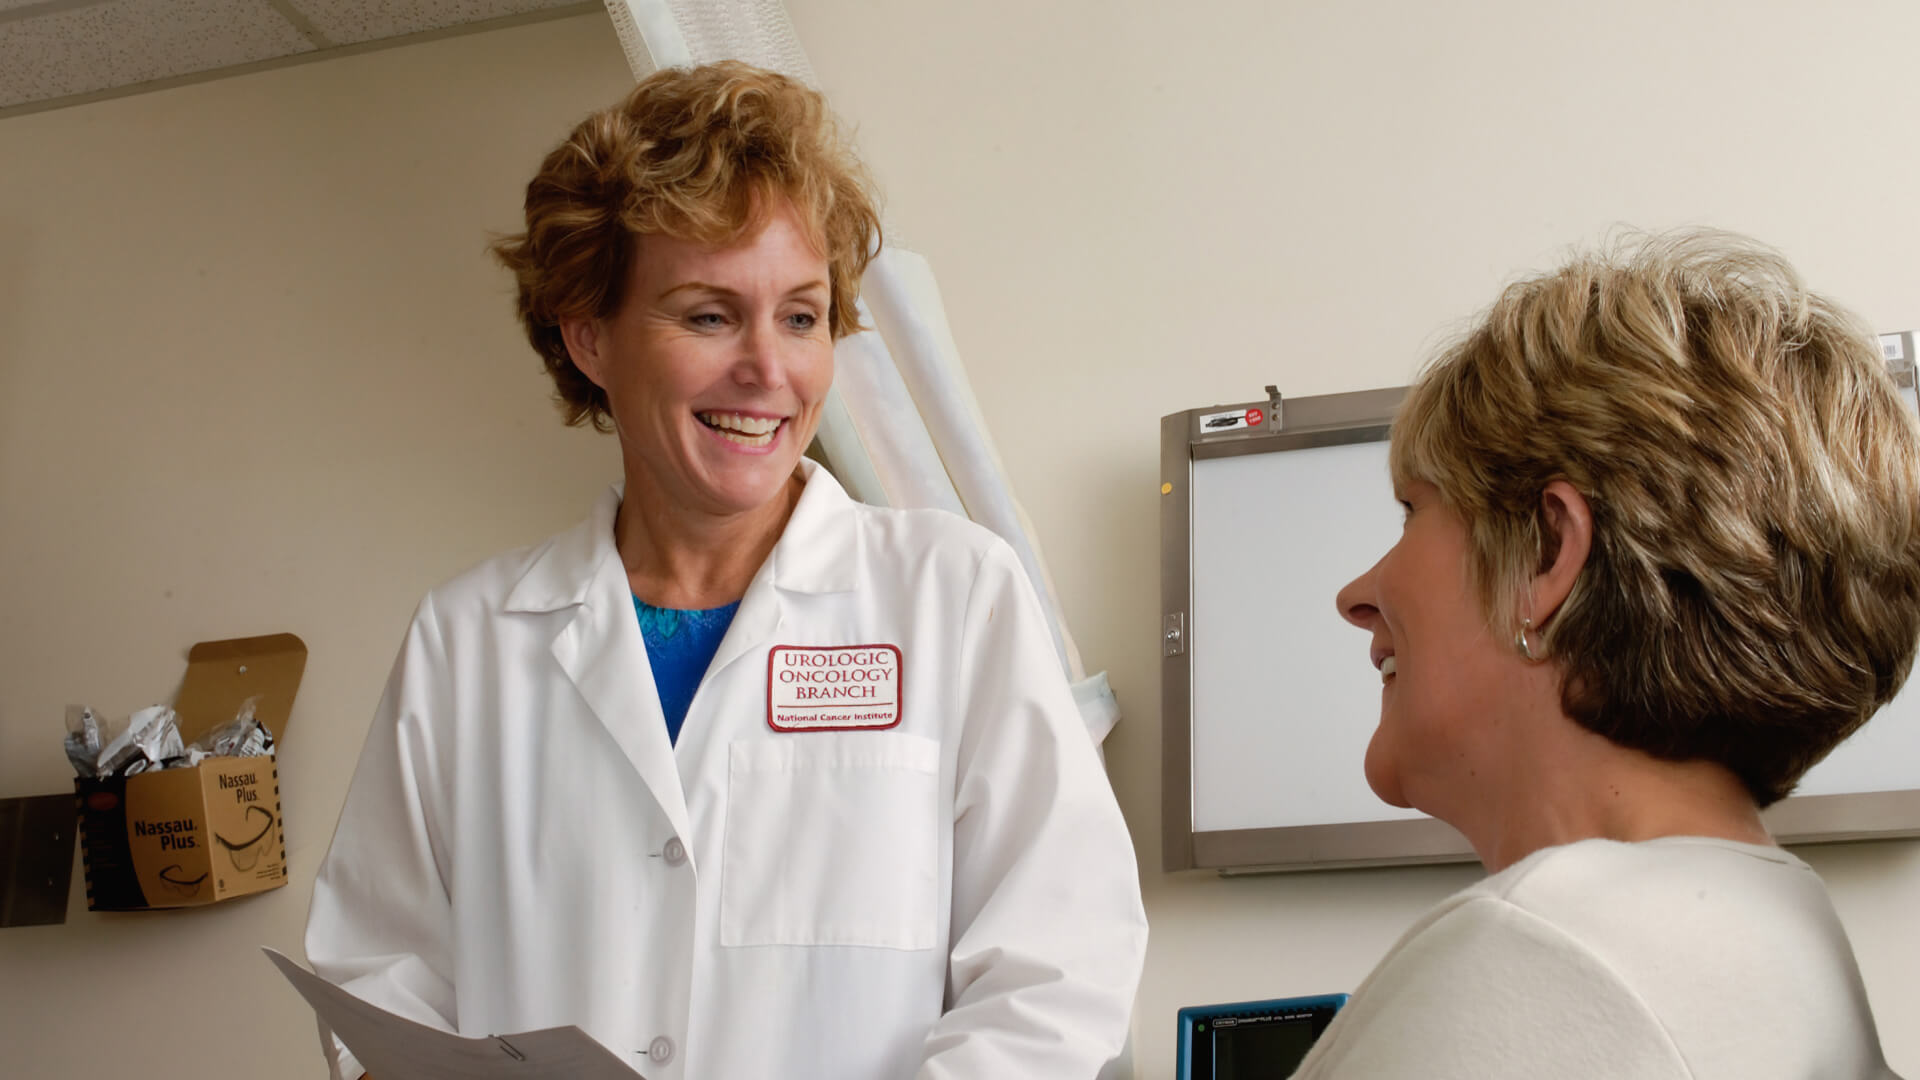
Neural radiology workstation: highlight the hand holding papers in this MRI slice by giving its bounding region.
[264,949,646,1079]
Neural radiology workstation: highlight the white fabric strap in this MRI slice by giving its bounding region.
[610,0,816,83]
[809,380,889,508]
[1072,672,1123,755]
[830,303,966,516]
[859,246,1081,679]
[603,0,690,72]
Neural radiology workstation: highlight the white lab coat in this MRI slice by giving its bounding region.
[305,461,1148,1080]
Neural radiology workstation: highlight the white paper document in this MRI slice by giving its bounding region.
[264,949,646,1079]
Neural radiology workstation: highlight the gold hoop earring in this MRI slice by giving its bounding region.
[1516,617,1538,661]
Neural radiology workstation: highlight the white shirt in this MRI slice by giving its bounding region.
[1292,836,1893,1079]
[304,462,1148,1079]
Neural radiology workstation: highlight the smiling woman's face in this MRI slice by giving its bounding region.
[1335,480,1521,813]
[567,199,835,519]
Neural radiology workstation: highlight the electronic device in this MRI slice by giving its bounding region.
[1175,993,1349,1079]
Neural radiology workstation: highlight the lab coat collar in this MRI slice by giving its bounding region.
[497,461,861,854]
[502,459,859,615]
[696,460,859,687]
[769,459,860,595]
[502,485,623,615]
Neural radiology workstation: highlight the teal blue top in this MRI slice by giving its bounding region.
[632,596,740,745]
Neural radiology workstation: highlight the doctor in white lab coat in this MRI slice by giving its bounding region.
[305,61,1147,1080]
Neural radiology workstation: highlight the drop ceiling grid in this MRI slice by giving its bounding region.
[296,0,583,47]
[0,0,315,107]
[0,0,93,13]
[0,0,589,112]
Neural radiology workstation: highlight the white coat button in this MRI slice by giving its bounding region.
[661,837,687,867]
[648,1036,675,1064]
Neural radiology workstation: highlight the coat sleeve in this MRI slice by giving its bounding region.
[1290,897,1690,1080]
[303,592,460,1080]
[915,539,1149,1079]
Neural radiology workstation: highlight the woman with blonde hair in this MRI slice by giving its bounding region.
[1304,231,1916,1078]
[306,61,1145,1080]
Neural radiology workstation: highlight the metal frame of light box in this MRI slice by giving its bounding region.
[1162,333,1920,874]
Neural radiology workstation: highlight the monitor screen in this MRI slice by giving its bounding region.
[1177,994,1347,1080]
[1203,1015,1318,1078]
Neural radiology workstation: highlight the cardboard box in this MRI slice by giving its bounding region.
[76,634,306,911]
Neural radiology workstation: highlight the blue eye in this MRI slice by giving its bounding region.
[689,312,726,329]
[786,312,819,331]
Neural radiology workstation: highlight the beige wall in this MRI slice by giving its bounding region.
[3,3,1918,1078]
[0,14,635,1077]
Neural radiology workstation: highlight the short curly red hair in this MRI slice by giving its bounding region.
[490,61,881,430]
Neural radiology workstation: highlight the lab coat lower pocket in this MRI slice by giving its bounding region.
[721,732,940,951]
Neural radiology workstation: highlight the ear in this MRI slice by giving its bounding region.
[559,316,610,390]
[1530,479,1594,624]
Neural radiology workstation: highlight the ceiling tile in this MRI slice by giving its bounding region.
[0,0,315,108]
[289,0,581,47]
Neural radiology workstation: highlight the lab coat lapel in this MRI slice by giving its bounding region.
[510,486,694,846]
[704,461,859,679]
[509,468,860,842]
[706,564,781,685]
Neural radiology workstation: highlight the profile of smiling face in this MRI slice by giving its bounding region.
[559,199,834,521]
[1334,479,1590,822]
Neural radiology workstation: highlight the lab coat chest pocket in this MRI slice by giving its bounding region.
[721,732,940,950]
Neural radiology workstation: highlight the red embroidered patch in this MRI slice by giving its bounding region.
[767,644,903,732]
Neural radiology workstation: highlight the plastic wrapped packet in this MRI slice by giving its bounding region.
[91,705,183,778]
[63,696,270,778]
[189,696,274,761]
[65,705,105,778]
[88,708,143,777]
[133,705,185,764]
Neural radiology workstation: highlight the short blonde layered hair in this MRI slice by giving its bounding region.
[1393,231,1920,806]
[491,61,881,430]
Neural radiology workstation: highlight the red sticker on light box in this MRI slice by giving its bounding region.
[1245,407,1265,427]
[767,645,903,732]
